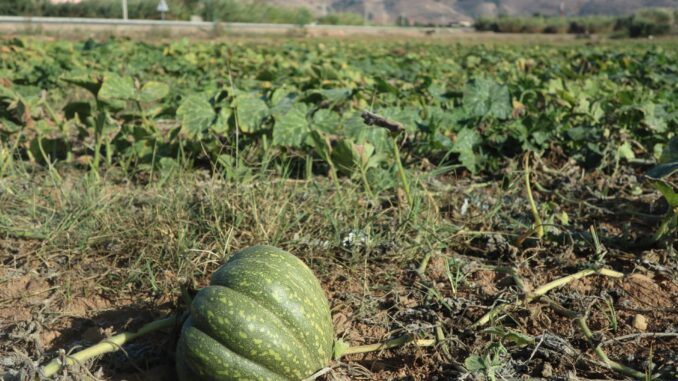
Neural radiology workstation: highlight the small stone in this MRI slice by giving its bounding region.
[633,314,648,331]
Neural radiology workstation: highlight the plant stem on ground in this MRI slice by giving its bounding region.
[37,316,178,379]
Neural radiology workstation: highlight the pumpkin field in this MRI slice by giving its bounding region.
[1,34,678,380]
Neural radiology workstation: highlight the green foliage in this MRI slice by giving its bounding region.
[200,0,313,25]
[1,0,315,24]
[0,0,40,15]
[316,12,365,26]
[451,128,482,174]
[569,16,616,34]
[177,94,226,138]
[474,9,674,37]
[272,103,309,148]
[3,0,160,19]
[647,137,678,242]
[464,342,510,381]
[463,78,511,120]
[234,96,269,133]
[616,8,676,38]
[1,38,677,182]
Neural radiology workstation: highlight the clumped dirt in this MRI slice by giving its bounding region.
[1,162,677,380]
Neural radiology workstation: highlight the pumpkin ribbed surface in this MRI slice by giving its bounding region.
[176,245,333,381]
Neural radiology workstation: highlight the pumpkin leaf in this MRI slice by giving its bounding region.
[463,78,511,119]
[273,103,308,148]
[177,95,215,138]
[464,355,485,372]
[310,88,352,103]
[235,96,269,133]
[99,73,135,101]
[139,81,170,103]
[452,128,482,173]
[312,109,341,133]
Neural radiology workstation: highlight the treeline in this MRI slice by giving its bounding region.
[0,0,365,25]
[475,8,678,37]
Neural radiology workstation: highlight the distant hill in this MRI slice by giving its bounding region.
[263,0,678,25]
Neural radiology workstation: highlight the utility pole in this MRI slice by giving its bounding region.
[363,0,368,25]
[122,0,128,20]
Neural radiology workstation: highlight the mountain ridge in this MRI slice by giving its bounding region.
[264,0,678,25]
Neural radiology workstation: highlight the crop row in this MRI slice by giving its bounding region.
[0,38,676,191]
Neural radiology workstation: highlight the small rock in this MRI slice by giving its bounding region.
[427,254,447,280]
[633,314,648,331]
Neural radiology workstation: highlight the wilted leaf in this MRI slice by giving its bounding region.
[464,355,485,372]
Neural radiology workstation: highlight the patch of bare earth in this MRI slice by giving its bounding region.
[2,163,677,380]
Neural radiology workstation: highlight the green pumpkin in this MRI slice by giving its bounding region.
[176,245,334,381]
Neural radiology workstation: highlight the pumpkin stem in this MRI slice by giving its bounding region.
[180,282,194,310]
[338,334,436,357]
[37,314,181,379]
[524,152,544,240]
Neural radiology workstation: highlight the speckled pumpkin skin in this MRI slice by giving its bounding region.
[176,246,334,381]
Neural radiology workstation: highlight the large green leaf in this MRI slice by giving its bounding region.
[312,109,341,134]
[139,81,169,103]
[234,96,269,133]
[640,102,668,133]
[452,128,481,173]
[98,73,135,101]
[212,108,232,135]
[177,95,215,138]
[273,103,308,148]
[463,78,511,119]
